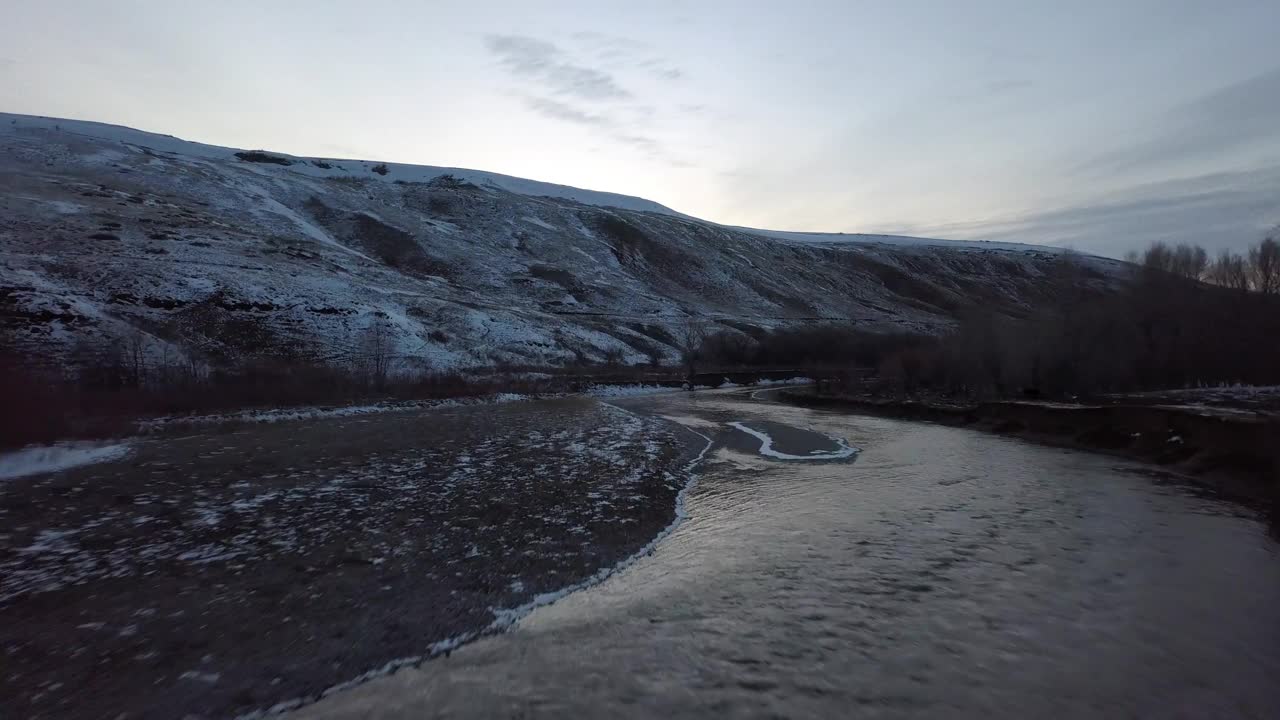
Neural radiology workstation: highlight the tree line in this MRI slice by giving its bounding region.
[1127,233,1278,293]
[692,228,1280,399]
[882,232,1280,397]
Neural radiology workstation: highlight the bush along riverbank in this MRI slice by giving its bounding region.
[777,388,1280,510]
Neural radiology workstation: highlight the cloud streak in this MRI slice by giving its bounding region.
[522,96,611,127]
[909,166,1280,257]
[487,34,688,168]
[1075,66,1280,178]
[485,35,630,101]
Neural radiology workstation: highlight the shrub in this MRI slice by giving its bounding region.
[426,174,476,189]
[234,151,293,166]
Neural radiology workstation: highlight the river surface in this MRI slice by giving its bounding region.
[298,388,1280,719]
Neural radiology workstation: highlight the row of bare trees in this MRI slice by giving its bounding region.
[58,317,399,395]
[880,234,1280,398]
[1,313,515,449]
[684,229,1280,399]
[1128,231,1279,293]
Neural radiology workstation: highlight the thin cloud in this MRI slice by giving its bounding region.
[566,32,685,81]
[523,97,611,127]
[519,95,680,166]
[485,35,630,101]
[1075,66,1280,177]
[571,31,648,52]
[615,134,660,154]
[910,166,1280,257]
[486,35,690,168]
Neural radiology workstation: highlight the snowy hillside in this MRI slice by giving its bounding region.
[0,114,681,217]
[0,113,1127,371]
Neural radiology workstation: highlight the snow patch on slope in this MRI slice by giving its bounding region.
[587,384,682,398]
[242,183,374,262]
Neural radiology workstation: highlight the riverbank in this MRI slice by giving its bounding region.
[2,368,807,452]
[777,388,1280,508]
[0,397,703,720]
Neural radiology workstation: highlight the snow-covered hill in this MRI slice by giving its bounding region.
[0,114,682,216]
[0,113,1126,371]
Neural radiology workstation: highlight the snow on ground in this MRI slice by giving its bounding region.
[138,394,533,431]
[0,113,680,216]
[1112,385,1280,414]
[2,396,706,718]
[588,380,812,398]
[521,216,558,231]
[728,422,860,461]
[485,422,713,631]
[0,442,131,481]
[1,110,1125,375]
[0,112,1107,258]
[586,384,683,398]
[1125,385,1280,401]
[241,407,715,720]
[1,399,675,604]
[242,183,375,263]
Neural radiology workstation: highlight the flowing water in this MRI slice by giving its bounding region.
[297,389,1280,719]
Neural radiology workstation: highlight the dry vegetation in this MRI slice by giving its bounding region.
[0,310,693,451]
[0,317,565,450]
[8,225,1277,449]
[696,231,1280,401]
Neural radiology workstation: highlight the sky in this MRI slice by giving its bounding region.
[2,0,1279,257]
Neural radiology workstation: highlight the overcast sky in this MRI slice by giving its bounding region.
[3,0,1278,257]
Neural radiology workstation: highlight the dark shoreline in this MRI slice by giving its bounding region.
[776,389,1280,510]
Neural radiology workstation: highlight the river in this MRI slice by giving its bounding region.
[296,388,1280,719]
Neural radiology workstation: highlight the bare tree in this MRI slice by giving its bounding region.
[358,316,394,389]
[1141,242,1173,276]
[1208,250,1251,291]
[122,329,150,388]
[155,340,175,387]
[1171,244,1208,280]
[676,317,707,382]
[1249,233,1279,294]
